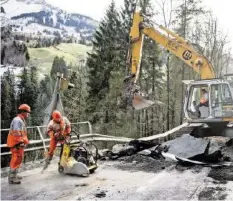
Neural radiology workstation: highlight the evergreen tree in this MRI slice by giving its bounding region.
[17,67,39,125]
[173,0,205,124]
[1,69,17,132]
[62,70,87,122]
[86,0,122,124]
[50,56,68,78]
[33,75,54,125]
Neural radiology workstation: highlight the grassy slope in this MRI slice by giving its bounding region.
[28,43,92,77]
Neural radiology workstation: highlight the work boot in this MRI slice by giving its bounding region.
[16,170,23,180]
[8,169,21,184]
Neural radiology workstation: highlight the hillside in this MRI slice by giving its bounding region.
[2,0,98,43]
[28,43,92,77]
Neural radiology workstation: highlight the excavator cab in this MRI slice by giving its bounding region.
[184,80,233,136]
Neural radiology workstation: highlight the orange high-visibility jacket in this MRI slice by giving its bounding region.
[47,117,71,137]
[7,114,29,148]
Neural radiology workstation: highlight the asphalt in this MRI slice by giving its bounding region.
[1,159,233,200]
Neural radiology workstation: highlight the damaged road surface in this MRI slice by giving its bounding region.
[1,160,233,200]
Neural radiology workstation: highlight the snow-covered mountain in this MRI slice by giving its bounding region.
[2,0,98,43]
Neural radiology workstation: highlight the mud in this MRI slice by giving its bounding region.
[198,187,227,200]
[115,154,175,173]
[174,163,205,174]
[208,166,233,182]
[95,190,107,198]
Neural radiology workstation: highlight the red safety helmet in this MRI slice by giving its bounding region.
[52,110,62,122]
[18,104,31,113]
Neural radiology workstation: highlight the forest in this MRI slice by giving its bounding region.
[1,0,232,140]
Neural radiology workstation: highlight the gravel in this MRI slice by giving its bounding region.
[114,154,175,173]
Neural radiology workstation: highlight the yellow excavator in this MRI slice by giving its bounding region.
[124,5,233,137]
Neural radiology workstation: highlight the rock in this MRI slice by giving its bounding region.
[205,136,232,147]
[162,134,209,159]
[98,149,111,158]
[138,149,151,156]
[204,137,233,162]
[111,144,136,156]
[129,139,156,151]
[205,139,222,162]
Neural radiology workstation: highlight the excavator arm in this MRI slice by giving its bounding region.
[124,6,233,137]
[142,26,216,79]
[125,9,216,109]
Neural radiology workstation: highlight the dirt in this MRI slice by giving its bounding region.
[221,145,233,160]
[1,157,60,178]
[198,187,227,200]
[206,144,233,183]
[174,163,205,174]
[114,154,175,173]
[95,190,107,198]
[75,183,88,187]
[208,166,233,182]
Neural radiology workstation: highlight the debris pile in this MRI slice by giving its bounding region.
[97,134,233,166]
[97,139,156,160]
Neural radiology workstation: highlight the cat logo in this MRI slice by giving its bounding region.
[182,50,192,60]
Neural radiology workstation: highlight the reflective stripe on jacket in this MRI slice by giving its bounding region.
[47,117,71,137]
[7,114,29,148]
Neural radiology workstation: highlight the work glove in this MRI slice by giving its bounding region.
[63,134,71,144]
[53,132,61,139]
[15,143,25,149]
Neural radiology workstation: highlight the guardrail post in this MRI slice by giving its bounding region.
[87,121,92,134]
[36,126,47,152]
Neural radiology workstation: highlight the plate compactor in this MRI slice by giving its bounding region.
[43,131,98,177]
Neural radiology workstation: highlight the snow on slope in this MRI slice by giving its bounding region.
[3,0,43,18]
[2,0,98,43]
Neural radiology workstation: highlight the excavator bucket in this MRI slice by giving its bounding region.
[132,94,155,110]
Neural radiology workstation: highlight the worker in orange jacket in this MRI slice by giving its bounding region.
[7,104,31,184]
[43,110,71,169]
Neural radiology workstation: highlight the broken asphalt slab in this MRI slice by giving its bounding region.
[162,134,209,159]
[98,134,232,168]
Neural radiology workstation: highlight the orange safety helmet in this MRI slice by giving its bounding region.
[52,110,62,122]
[18,104,31,113]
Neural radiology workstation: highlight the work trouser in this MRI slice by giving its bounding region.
[195,102,209,117]
[10,147,24,169]
[47,137,58,157]
[48,136,65,157]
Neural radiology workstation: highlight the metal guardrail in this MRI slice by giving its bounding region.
[0,121,132,156]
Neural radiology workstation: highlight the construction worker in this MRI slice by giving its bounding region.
[195,88,209,117]
[7,104,31,184]
[44,110,71,169]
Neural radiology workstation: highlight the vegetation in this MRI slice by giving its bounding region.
[1,0,233,138]
[28,43,91,77]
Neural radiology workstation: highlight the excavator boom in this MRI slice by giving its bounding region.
[124,5,233,137]
[126,9,216,110]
